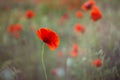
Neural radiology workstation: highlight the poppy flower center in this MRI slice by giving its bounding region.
[86,4,92,9]
[43,38,51,43]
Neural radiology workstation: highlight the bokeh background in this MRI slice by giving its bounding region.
[0,0,120,80]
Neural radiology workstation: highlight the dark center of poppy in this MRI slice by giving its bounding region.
[43,38,51,44]
[86,4,92,9]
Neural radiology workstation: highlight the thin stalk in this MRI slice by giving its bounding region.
[41,43,47,80]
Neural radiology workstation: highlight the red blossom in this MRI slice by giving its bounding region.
[52,69,58,76]
[75,11,83,18]
[37,28,60,50]
[92,59,102,67]
[26,10,35,19]
[74,24,86,33]
[62,13,69,20]
[91,6,102,21]
[59,13,69,25]
[71,44,79,57]
[81,0,95,11]
[7,24,22,39]
[67,5,76,11]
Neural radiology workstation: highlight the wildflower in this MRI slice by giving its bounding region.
[37,28,60,50]
[52,68,65,77]
[7,24,22,33]
[92,59,102,67]
[7,24,22,39]
[61,13,69,20]
[75,11,83,18]
[74,24,85,33]
[71,44,79,57]
[91,6,102,21]
[81,0,95,11]
[52,69,58,76]
[26,10,35,19]
[59,13,69,25]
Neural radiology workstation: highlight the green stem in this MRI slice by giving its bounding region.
[41,43,47,80]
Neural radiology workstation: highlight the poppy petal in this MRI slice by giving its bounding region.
[74,24,86,33]
[92,59,102,67]
[75,11,83,18]
[26,10,35,19]
[37,28,60,50]
[91,6,102,21]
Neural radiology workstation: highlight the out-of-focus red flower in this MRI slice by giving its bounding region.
[71,52,78,57]
[92,59,102,67]
[26,10,35,19]
[59,13,69,25]
[52,68,65,77]
[81,0,95,11]
[52,69,58,76]
[91,6,102,21]
[37,28,60,50]
[7,24,22,33]
[74,24,86,33]
[67,5,76,11]
[7,24,22,39]
[62,13,69,20]
[71,44,79,57]
[75,11,83,18]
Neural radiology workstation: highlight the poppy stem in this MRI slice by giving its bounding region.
[41,43,47,80]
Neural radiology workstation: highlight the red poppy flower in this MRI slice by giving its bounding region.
[7,24,22,39]
[75,11,83,18]
[37,28,60,50]
[26,10,35,19]
[81,0,95,11]
[71,44,79,57]
[74,24,86,33]
[62,13,69,20]
[67,5,75,11]
[92,59,102,67]
[52,69,58,75]
[59,13,69,25]
[71,52,78,57]
[91,6,102,21]
[7,24,22,33]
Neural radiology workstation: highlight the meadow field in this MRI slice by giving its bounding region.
[0,0,120,80]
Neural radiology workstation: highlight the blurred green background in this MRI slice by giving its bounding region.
[0,0,120,80]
